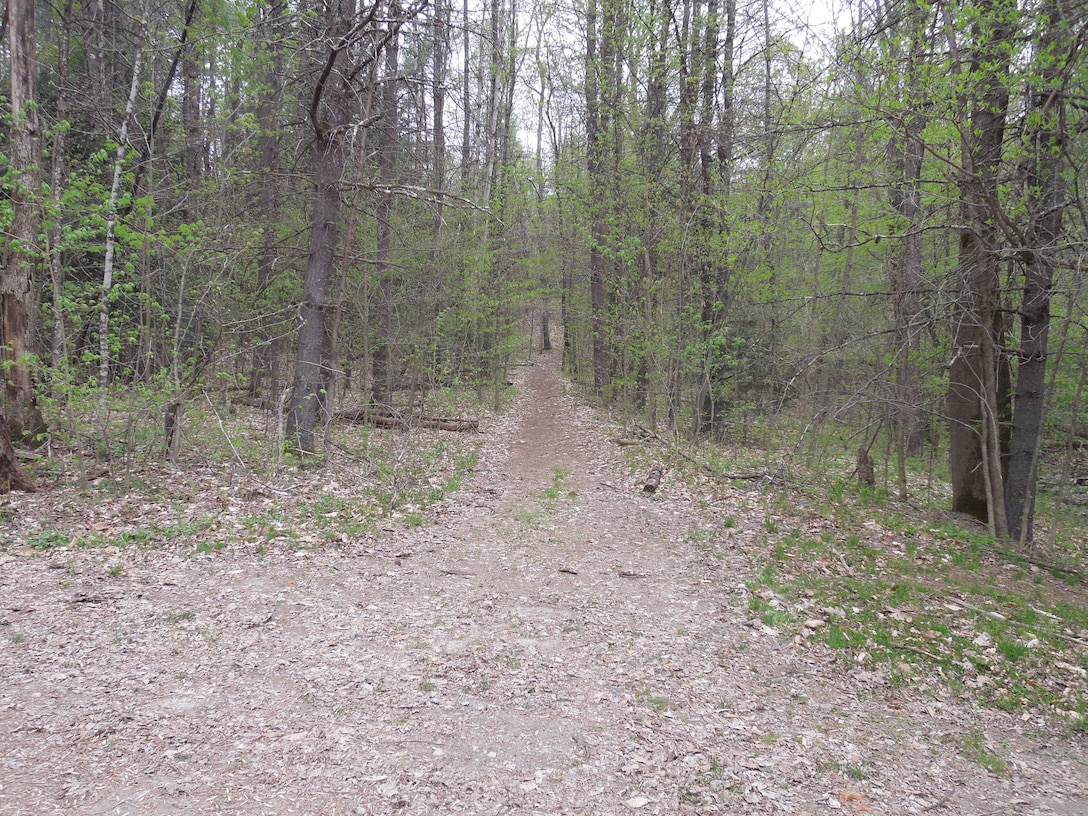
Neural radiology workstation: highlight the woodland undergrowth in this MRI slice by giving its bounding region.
[620,423,1088,737]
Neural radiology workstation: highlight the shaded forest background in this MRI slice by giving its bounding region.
[2,0,1087,545]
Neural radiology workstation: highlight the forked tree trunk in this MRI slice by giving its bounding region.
[947,0,1014,534]
[286,130,345,453]
[286,0,355,453]
[286,0,421,450]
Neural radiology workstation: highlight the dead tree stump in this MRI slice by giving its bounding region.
[643,464,664,494]
[856,446,875,488]
[0,412,34,493]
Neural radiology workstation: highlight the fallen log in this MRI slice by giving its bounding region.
[643,464,665,494]
[335,407,479,432]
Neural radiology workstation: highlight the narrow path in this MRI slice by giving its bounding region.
[1,349,1086,815]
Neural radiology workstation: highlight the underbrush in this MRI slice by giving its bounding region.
[743,476,1088,735]
[609,418,1088,733]
[749,506,1088,718]
[5,387,490,555]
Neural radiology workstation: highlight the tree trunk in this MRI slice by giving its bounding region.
[250,0,288,405]
[0,411,35,493]
[461,0,473,191]
[286,129,345,453]
[181,3,204,197]
[890,0,929,499]
[286,0,355,453]
[1,0,48,443]
[585,0,616,395]
[947,0,1014,533]
[47,0,74,402]
[1005,0,1070,542]
[371,10,402,408]
[97,36,145,426]
[287,0,421,450]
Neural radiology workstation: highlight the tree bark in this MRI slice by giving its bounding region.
[1,0,48,443]
[47,1,74,400]
[0,411,35,493]
[585,0,613,395]
[286,0,422,451]
[286,120,347,453]
[181,1,204,194]
[371,7,402,408]
[1005,0,1070,542]
[250,0,288,405]
[286,0,358,453]
[97,36,145,425]
[889,0,929,499]
[947,0,1015,532]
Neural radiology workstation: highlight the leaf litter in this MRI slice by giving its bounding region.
[1,351,1087,815]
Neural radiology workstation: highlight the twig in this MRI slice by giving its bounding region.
[993,546,1085,584]
[891,643,944,662]
[922,789,956,811]
[951,595,1087,645]
[204,390,246,470]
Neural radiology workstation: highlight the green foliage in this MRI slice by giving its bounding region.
[957,731,1009,776]
[744,476,1088,726]
[28,529,70,550]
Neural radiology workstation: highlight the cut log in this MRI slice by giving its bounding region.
[643,464,664,494]
[335,407,479,433]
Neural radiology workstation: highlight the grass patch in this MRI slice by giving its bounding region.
[28,529,70,550]
[511,467,575,530]
[957,731,1008,775]
[744,487,1088,728]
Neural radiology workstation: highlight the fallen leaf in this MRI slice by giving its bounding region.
[839,791,873,811]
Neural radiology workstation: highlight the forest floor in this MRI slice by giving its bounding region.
[2,348,1088,815]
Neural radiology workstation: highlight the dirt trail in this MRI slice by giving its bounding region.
[2,349,1087,815]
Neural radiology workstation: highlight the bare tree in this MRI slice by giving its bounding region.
[1005,0,1076,542]
[286,0,426,453]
